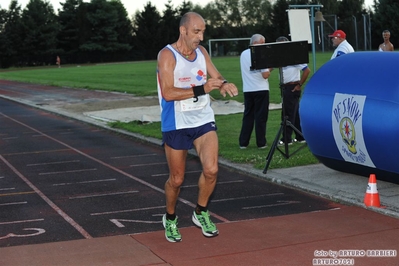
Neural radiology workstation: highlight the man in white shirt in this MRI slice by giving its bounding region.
[239,34,272,149]
[329,30,354,59]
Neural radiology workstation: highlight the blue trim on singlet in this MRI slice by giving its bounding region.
[160,48,177,132]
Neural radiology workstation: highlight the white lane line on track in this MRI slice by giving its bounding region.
[2,149,70,156]
[0,113,231,225]
[0,187,15,191]
[39,168,97,176]
[212,193,284,202]
[2,137,18,140]
[0,201,27,206]
[0,218,44,225]
[242,200,301,209]
[111,153,157,159]
[27,160,80,166]
[181,180,244,188]
[53,178,116,186]
[151,170,202,177]
[69,190,139,199]
[91,205,165,216]
[0,155,93,239]
[130,162,167,167]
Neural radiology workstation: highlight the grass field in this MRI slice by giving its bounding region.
[0,52,332,170]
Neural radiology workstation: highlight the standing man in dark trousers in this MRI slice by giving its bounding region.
[239,34,272,149]
[276,36,310,145]
[157,12,239,243]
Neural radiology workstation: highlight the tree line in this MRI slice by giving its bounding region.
[0,0,397,68]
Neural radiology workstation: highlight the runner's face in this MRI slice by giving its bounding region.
[183,17,205,50]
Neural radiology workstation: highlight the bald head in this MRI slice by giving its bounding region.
[180,12,204,27]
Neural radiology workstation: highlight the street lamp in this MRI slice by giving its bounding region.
[289,5,325,73]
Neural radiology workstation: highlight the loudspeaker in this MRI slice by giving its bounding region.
[250,40,309,69]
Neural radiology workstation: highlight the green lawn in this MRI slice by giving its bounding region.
[0,52,332,170]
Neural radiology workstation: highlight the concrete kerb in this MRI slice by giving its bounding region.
[2,94,398,220]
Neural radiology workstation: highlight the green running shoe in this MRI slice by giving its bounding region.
[192,210,219,237]
[162,214,182,243]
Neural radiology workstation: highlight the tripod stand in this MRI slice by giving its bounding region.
[263,67,307,174]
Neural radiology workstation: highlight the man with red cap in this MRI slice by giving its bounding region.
[328,30,354,59]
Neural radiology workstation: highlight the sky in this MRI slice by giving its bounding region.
[1,0,209,16]
[2,0,374,17]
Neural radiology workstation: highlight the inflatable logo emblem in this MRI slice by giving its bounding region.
[332,93,375,168]
[339,117,356,154]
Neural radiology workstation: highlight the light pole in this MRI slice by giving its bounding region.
[353,15,359,50]
[322,14,338,52]
[289,5,324,73]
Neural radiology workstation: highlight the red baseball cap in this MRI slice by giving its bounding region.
[328,30,346,39]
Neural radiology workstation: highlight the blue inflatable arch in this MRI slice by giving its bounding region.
[300,52,399,184]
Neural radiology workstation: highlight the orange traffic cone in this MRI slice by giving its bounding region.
[363,174,381,207]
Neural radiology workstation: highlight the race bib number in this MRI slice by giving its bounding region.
[180,95,208,111]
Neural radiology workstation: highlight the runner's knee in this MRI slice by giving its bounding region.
[202,164,218,179]
[167,174,185,188]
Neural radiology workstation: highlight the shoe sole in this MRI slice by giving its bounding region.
[162,215,182,243]
[278,143,293,146]
[191,212,219,237]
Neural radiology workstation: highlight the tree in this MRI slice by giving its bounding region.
[318,0,339,15]
[177,0,193,17]
[0,0,23,67]
[20,0,60,65]
[58,0,86,59]
[240,0,273,38]
[270,0,290,39]
[338,0,364,20]
[0,8,8,68]
[159,0,179,47]
[79,0,131,62]
[109,0,133,49]
[212,0,243,37]
[131,2,162,60]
